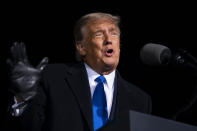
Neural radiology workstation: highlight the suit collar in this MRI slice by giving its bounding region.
[106,71,131,121]
[64,62,94,131]
[84,63,115,88]
[114,71,137,117]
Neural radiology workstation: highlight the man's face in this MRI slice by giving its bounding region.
[77,19,120,75]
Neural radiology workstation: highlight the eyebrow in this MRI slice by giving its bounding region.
[94,29,104,33]
[94,28,119,34]
[109,27,119,32]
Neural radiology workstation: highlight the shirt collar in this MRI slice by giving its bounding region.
[84,62,115,89]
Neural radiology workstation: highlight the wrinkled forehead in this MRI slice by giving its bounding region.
[82,18,119,33]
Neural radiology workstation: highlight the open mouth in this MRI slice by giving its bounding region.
[105,49,114,57]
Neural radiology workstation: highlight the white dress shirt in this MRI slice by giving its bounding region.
[84,63,115,118]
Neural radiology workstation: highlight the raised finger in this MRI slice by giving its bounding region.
[36,57,49,71]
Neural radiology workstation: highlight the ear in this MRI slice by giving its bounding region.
[76,41,87,56]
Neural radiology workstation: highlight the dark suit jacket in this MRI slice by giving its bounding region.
[9,62,152,131]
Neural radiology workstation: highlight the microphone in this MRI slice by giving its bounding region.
[140,43,171,66]
[140,43,197,120]
[140,43,197,69]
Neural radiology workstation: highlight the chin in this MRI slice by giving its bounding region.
[103,60,118,70]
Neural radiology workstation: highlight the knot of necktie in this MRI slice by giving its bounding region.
[95,75,106,84]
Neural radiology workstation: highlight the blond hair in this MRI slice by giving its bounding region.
[74,12,120,42]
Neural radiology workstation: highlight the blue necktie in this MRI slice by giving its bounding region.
[92,75,108,131]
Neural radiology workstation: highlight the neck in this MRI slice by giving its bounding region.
[85,62,115,75]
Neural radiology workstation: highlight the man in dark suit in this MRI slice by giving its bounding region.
[7,12,152,131]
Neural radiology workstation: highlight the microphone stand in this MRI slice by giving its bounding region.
[172,49,197,120]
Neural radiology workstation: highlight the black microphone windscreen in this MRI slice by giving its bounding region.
[140,43,172,66]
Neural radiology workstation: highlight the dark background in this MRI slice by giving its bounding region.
[1,2,197,130]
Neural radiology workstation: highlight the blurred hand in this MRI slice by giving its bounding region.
[7,42,49,101]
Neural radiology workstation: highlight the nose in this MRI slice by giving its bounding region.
[104,33,112,45]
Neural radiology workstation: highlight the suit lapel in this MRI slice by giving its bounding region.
[64,63,93,131]
[108,71,118,121]
[114,72,129,117]
[114,72,136,117]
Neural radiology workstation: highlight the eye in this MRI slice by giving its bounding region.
[111,31,119,36]
[95,32,103,37]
